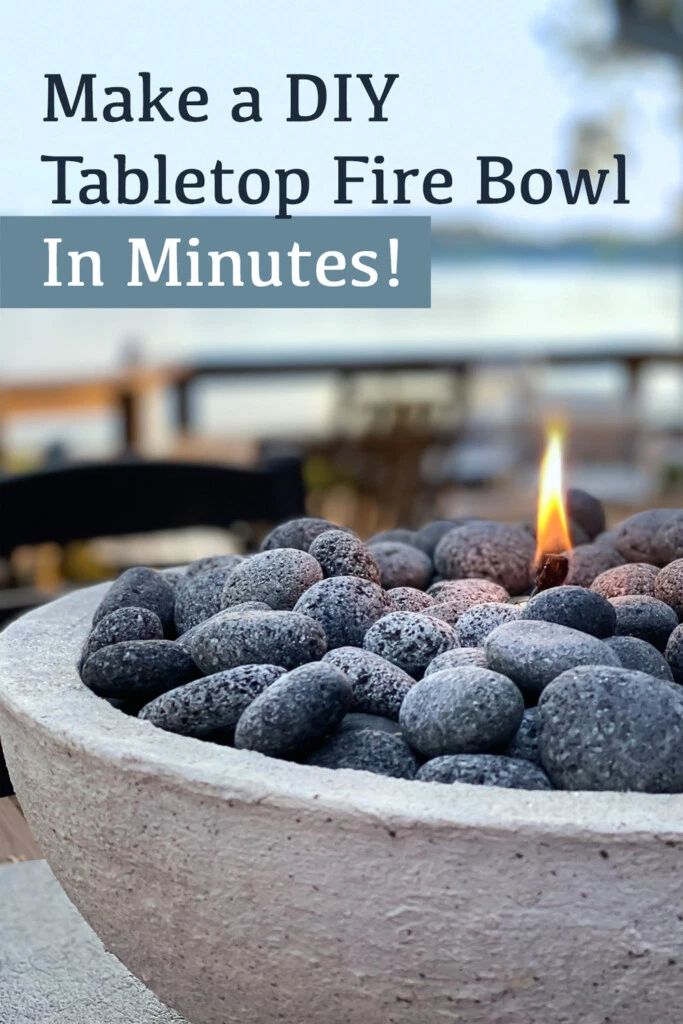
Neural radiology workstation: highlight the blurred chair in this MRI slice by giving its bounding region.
[0,456,305,558]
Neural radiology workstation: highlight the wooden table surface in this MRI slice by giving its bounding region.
[0,797,41,864]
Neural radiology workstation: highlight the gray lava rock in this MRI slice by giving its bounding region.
[414,520,464,556]
[613,509,681,566]
[139,663,284,739]
[590,563,659,600]
[433,521,535,595]
[564,544,626,588]
[567,489,606,541]
[652,513,683,565]
[92,567,176,634]
[174,565,238,635]
[426,578,510,613]
[79,606,163,671]
[294,576,388,649]
[538,664,683,791]
[654,558,683,619]
[234,662,352,756]
[503,708,541,766]
[191,609,327,674]
[260,517,342,552]
[174,603,270,656]
[399,666,524,758]
[308,530,380,583]
[323,647,414,719]
[425,647,489,674]
[522,586,616,639]
[417,754,551,790]
[364,611,458,679]
[185,554,243,578]
[338,713,403,735]
[610,595,678,651]
[604,636,673,681]
[222,548,323,611]
[305,728,418,779]
[386,587,435,613]
[485,619,620,694]
[665,625,683,684]
[368,540,433,590]
[81,640,196,700]
[456,602,521,646]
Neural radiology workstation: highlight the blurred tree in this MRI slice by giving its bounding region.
[614,0,683,60]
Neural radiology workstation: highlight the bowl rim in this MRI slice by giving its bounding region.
[1,584,682,839]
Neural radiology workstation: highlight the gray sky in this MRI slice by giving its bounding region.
[1,0,680,236]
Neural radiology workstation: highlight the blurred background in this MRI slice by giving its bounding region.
[0,0,682,620]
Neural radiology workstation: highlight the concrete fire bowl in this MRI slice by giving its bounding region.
[1,586,682,1024]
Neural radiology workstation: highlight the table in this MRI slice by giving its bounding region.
[0,859,186,1023]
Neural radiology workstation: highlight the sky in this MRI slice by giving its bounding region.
[1,0,681,237]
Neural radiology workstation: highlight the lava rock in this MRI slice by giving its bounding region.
[222,548,323,611]
[612,509,681,566]
[308,530,380,584]
[590,563,659,599]
[323,647,414,719]
[456,602,521,646]
[294,576,387,649]
[174,565,238,634]
[522,586,616,639]
[665,625,683,684]
[538,664,683,791]
[652,513,683,565]
[425,647,489,674]
[433,521,535,595]
[399,666,524,758]
[79,606,163,671]
[386,587,435,613]
[414,520,464,556]
[654,558,683,619]
[191,609,327,674]
[367,528,419,547]
[185,554,243,578]
[338,713,403,735]
[417,754,551,790]
[609,595,678,651]
[564,544,626,588]
[567,489,606,541]
[306,728,418,779]
[426,578,510,613]
[260,517,343,552]
[81,640,196,700]
[485,619,620,694]
[604,636,673,681]
[92,567,175,634]
[174,603,270,655]
[139,663,284,739]
[364,611,458,679]
[234,662,352,756]
[503,708,541,766]
[367,540,433,590]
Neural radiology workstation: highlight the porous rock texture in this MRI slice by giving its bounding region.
[2,588,683,1024]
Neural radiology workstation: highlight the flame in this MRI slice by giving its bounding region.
[535,428,572,564]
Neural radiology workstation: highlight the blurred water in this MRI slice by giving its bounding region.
[2,260,681,454]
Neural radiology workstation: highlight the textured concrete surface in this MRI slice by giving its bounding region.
[0,859,185,1023]
[0,586,683,1024]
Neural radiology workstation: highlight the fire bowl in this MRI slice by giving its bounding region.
[1,585,682,1024]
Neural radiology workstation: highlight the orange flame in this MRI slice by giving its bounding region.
[535,428,572,564]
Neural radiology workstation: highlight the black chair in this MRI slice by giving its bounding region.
[0,456,305,555]
[0,456,305,797]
